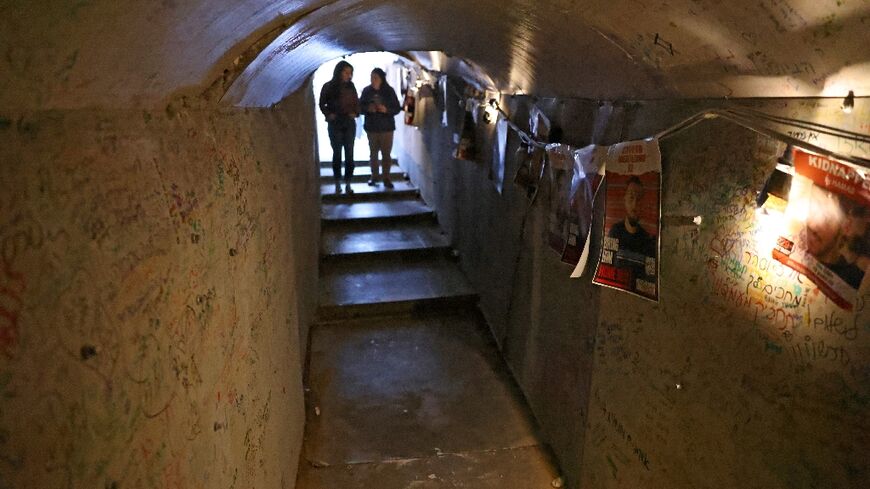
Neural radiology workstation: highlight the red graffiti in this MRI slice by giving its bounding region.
[0,259,25,357]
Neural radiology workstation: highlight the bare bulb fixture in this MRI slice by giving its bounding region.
[483,98,500,125]
[842,90,855,114]
[756,145,794,209]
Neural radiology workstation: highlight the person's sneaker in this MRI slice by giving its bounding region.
[367,178,377,186]
[345,183,354,194]
[334,182,342,194]
[383,179,394,189]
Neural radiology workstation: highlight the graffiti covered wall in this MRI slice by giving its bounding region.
[397,90,869,488]
[0,93,319,488]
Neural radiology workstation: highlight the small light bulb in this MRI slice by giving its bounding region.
[842,90,855,114]
[693,216,703,226]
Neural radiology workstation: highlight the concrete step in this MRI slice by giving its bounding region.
[320,159,398,169]
[320,164,406,184]
[298,444,558,488]
[317,254,478,321]
[321,181,419,203]
[321,220,451,258]
[299,314,556,483]
[321,199,435,224]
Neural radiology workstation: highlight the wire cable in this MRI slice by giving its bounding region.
[485,99,869,170]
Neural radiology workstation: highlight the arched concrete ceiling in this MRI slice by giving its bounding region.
[2,0,868,110]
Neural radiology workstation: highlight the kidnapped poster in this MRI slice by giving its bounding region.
[593,139,662,301]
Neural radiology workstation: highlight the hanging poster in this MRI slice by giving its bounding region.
[772,148,869,310]
[491,116,508,194]
[546,143,577,256]
[569,145,607,277]
[439,75,449,127]
[514,106,550,195]
[412,84,432,128]
[529,105,550,141]
[454,100,477,161]
[593,138,662,301]
[403,89,416,125]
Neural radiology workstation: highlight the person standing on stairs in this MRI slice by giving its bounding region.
[359,68,401,188]
[319,60,360,194]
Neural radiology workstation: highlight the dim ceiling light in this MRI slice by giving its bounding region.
[842,90,855,114]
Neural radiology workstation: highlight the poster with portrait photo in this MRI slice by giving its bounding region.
[772,148,869,310]
[545,143,607,271]
[593,139,662,301]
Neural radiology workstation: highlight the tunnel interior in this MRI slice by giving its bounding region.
[1,1,868,488]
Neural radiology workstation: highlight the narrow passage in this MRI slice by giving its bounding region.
[297,159,560,488]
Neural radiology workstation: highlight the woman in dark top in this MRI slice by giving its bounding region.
[359,68,401,188]
[319,60,360,194]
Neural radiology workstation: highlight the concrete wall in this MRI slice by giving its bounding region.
[397,85,869,488]
[0,89,319,488]
[5,2,869,110]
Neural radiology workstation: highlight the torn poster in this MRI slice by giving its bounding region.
[546,143,576,257]
[593,139,662,301]
[529,104,550,141]
[454,100,477,161]
[569,145,607,277]
[514,105,550,196]
[772,148,869,310]
[492,116,508,193]
[439,75,449,127]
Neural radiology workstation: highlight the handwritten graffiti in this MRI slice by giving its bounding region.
[600,402,651,470]
[790,336,850,366]
[746,52,816,78]
[0,212,45,357]
[0,260,24,357]
[786,130,819,143]
[807,307,860,341]
[745,275,804,308]
[169,184,199,224]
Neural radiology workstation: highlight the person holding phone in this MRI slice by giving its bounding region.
[359,68,401,188]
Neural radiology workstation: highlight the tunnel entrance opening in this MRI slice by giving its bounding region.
[312,52,406,164]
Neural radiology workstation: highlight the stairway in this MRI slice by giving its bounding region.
[297,160,560,488]
[317,160,477,321]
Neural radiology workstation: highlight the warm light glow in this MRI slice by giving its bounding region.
[781,172,816,231]
[484,93,500,125]
[484,104,499,125]
[754,206,786,254]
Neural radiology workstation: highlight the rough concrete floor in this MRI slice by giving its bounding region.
[297,165,560,488]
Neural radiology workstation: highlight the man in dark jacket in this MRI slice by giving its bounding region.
[608,176,656,283]
[319,60,359,193]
